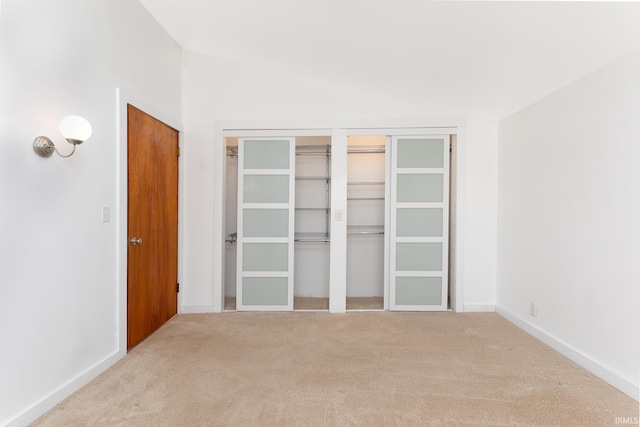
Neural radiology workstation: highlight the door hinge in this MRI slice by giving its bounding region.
[177,146,181,157]
[177,283,180,293]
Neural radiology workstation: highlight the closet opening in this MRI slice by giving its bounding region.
[223,136,332,311]
[346,136,387,310]
[224,137,238,311]
[293,136,331,310]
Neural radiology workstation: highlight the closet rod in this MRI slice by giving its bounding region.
[347,181,385,186]
[226,145,386,156]
[347,145,385,154]
[225,149,331,157]
[295,144,331,154]
[296,176,331,181]
[296,152,332,157]
[226,235,331,243]
[295,231,330,243]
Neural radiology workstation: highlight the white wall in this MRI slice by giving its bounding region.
[498,51,640,399]
[462,119,499,311]
[0,1,182,425]
[181,51,498,312]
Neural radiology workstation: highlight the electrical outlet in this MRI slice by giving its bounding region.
[335,209,344,221]
[102,206,111,223]
[530,302,537,317]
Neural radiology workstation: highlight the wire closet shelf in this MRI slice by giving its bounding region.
[225,143,386,243]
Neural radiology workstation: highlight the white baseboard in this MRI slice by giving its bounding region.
[4,349,126,427]
[463,304,496,312]
[181,305,216,314]
[496,305,639,402]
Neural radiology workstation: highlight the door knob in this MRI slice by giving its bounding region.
[129,237,143,246]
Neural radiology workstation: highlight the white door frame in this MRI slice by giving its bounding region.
[213,119,466,314]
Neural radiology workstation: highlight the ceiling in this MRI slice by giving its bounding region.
[137,0,640,119]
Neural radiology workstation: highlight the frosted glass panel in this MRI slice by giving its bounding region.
[244,140,290,169]
[397,208,443,237]
[397,139,444,168]
[244,209,289,237]
[396,242,442,271]
[243,277,288,305]
[244,175,289,203]
[397,174,443,202]
[243,243,288,271]
[396,277,442,305]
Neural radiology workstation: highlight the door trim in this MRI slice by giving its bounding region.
[116,88,184,354]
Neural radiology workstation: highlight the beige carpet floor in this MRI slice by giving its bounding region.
[33,313,638,426]
[224,297,385,311]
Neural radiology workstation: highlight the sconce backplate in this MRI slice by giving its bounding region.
[33,136,55,158]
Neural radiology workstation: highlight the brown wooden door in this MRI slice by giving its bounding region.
[127,104,179,350]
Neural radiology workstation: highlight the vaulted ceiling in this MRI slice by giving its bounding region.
[138,0,640,119]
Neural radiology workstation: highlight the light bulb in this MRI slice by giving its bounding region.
[59,115,92,145]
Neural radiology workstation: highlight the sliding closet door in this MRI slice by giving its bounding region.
[236,138,295,311]
[390,136,449,311]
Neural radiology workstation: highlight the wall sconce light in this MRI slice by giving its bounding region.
[33,115,92,158]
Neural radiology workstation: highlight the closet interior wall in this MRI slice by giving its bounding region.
[346,136,386,310]
[293,136,332,310]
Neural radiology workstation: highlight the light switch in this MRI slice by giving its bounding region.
[335,209,344,221]
[102,206,111,223]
